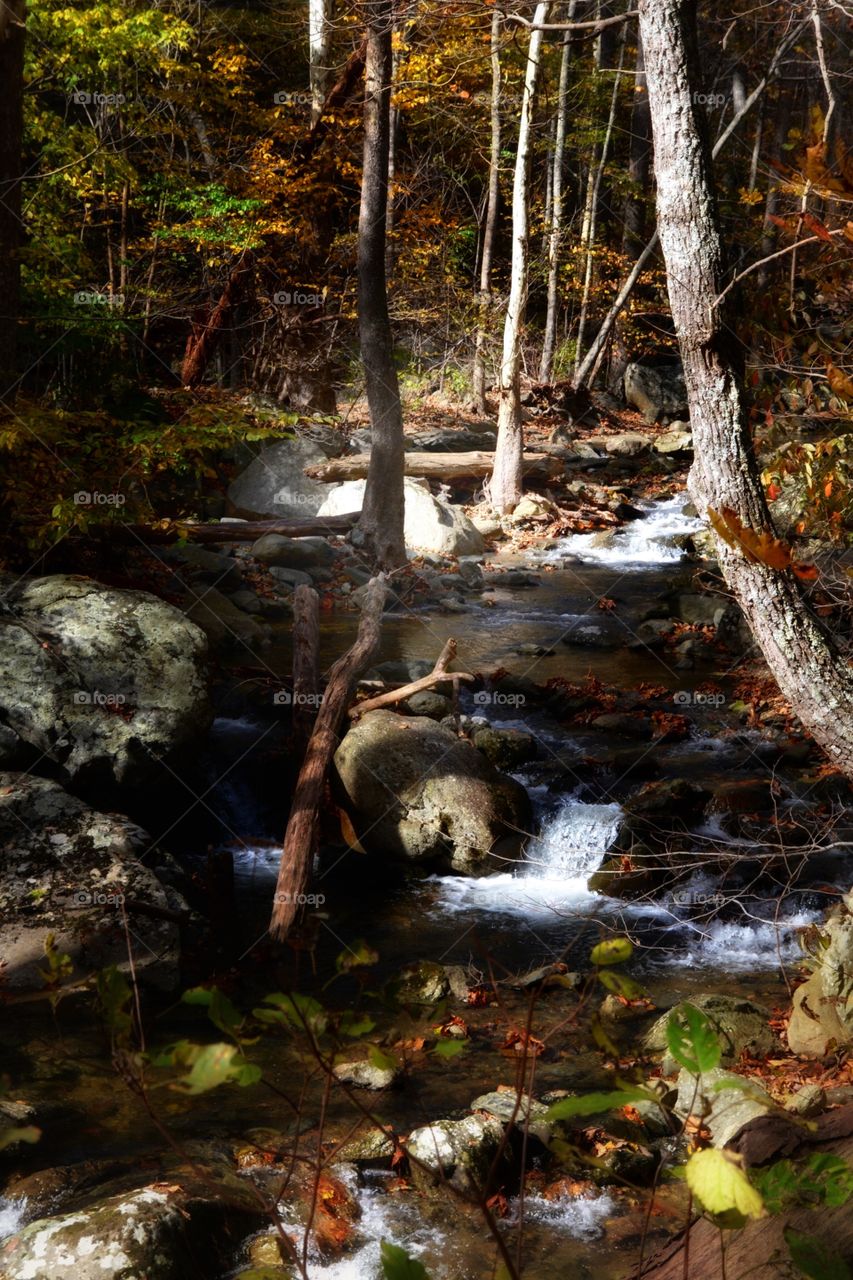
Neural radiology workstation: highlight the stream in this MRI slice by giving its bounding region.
[2,496,848,1279]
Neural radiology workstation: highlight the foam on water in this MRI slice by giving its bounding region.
[551,496,704,567]
[0,1198,25,1241]
[669,910,821,972]
[512,1189,615,1237]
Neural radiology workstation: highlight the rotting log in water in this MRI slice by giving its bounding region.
[303,450,564,483]
[114,514,360,544]
[269,574,387,941]
[348,637,473,718]
[292,584,320,757]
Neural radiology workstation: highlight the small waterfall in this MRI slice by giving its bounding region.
[553,496,704,567]
[527,801,623,881]
[0,1198,25,1241]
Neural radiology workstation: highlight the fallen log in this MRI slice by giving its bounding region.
[269,574,387,941]
[119,514,360,545]
[304,451,565,483]
[349,637,472,718]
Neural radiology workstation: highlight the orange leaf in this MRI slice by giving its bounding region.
[708,507,793,570]
[802,212,835,245]
[792,562,820,581]
[766,483,781,502]
[825,361,853,400]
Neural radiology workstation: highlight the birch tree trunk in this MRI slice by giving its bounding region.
[539,9,577,384]
[0,0,25,408]
[309,0,335,126]
[638,0,853,776]
[472,3,503,415]
[488,0,550,515]
[356,0,406,569]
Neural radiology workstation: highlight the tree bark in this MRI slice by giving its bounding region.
[305,449,562,483]
[639,0,853,776]
[270,575,387,941]
[292,585,320,758]
[181,252,253,388]
[118,514,360,545]
[356,0,406,569]
[472,3,503,414]
[539,5,577,384]
[488,0,551,515]
[622,31,652,260]
[0,0,25,408]
[309,0,335,126]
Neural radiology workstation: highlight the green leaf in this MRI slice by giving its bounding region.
[784,1229,852,1280]
[666,1004,722,1074]
[685,1148,765,1221]
[183,986,246,1040]
[590,937,633,966]
[598,969,647,1000]
[433,1038,467,1059]
[339,1011,376,1038]
[546,1088,657,1120]
[0,1125,41,1151]
[368,1044,398,1073]
[97,965,133,1041]
[380,1239,431,1279]
[336,940,379,972]
[257,992,328,1036]
[169,1042,262,1094]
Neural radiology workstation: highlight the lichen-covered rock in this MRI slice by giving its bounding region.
[406,1115,505,1193]
[0,773,188,990]
[470,1091,552,1144]
[333,711,531,874]
[333,1057,401,1090]
[391,961,451,1005]
[0,574,210,789]
[643,994,776,1073]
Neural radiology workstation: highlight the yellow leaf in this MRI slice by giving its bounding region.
[686,1149,765,1221]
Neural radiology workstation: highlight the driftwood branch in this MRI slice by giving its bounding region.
[304,451,563,483]
[349,637,473,718]
[269,575,388,941]
[119,514,360,545]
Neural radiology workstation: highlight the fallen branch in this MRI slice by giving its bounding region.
[304,451,563,483]
[269,575,387,941]
[119,514,360,545]
[349,637,473,718]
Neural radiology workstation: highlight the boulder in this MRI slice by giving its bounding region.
[317,478,484,557]
[787,892,853,1056]
[0,574,210,789]
[391,960,452,1005]
[227,436,335,519]
[470,1091,552,1144]
[624,362,689,422]
[250,534,336,571]
[594,432,651,459]
[409,427,496,452]
[404,690,453,719]
[673,1067,776,1149]
[406,1115,505,1193]
[0,773,188,990]
[184,586,271,651]
[333,1057,401,1090]
[471,726,538,770]
[643,994,777,1073]
[508,495,559,524]
[333,710,532,874]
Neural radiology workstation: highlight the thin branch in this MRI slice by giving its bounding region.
[349,637,473,718]
[505,8,638,31]
[714,229,846,309]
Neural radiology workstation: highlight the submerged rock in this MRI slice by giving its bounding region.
[406,1115,505,1193]
[333,710,531,874]
[643,994,777,1073]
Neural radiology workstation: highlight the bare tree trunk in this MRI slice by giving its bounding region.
[181,252,253,388]
[292,585,320,759]
[639,0,853,776]
[539,6,577,383]
[309,0,335,126]
[356,0,406,568]
[488,0,551,515]
[0,0,25,408]
[270,576,387,941]
[622,31,652,259]
[472,3,503,415]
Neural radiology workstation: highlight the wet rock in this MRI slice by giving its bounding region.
[675,593,734,628]
[644,994,777,1073]
[333,710,531,874]
[624,362,688,422]
[497,568,541,589]
[331,1127,396,1167]
[251,534,336,571]
[514,643,555,658]
[509,495,559,524]
[318,478,484,557]
[471,726,538,770]
[673,1066,776,1150]
[333,1057,401,1090]
[229,589,264,615]
[591,713,653,740]
[228,437,334,519]
[267,565,314,589]
[406,1115,505,1193]
[185,585,271,651]
[163,544,244,593]
[0,574,210,790]
[560,618,625,649]
[392,960,452,1004]
[409,427,496,452]
[0,773,189,990]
